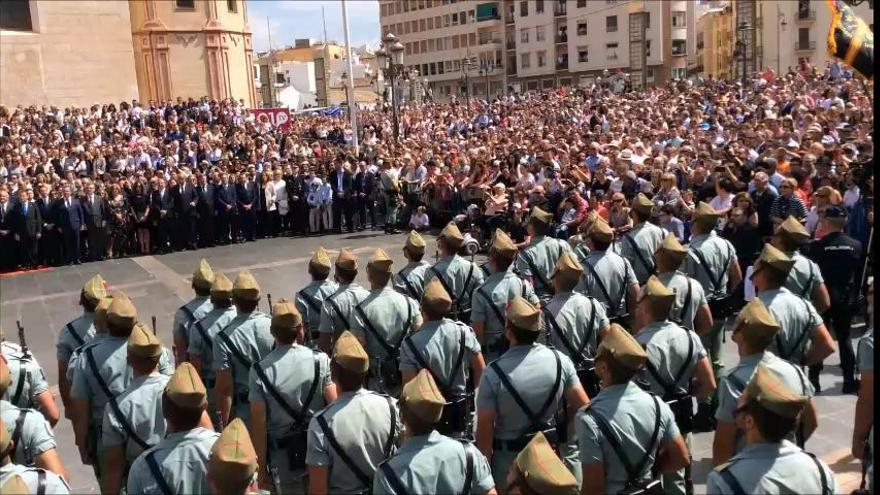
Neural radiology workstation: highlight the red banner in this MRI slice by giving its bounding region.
[250,108,292,131]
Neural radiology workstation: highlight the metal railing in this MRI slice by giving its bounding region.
[797,8,816,21]
[795,40,816,51]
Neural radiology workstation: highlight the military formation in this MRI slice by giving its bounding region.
[0,197,871,494]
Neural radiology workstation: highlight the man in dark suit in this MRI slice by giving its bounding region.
[36,184,59,266]
[214,172,238,244]
[13,189,42,269]
[177,174,199,249]
[235,172,257,242]
[57,185,85,264]
[286,163,308,236]
[0,189,17,271]
[328,160,354,233]
[81,182,108,261]
[195,173,216,248]
[152,177,175,253]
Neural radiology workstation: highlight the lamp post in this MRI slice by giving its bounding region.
[479,61,496,99]
[777,9,787,74]
[377,33,405,141]
[737,22,752,87]
[460,57,474,106]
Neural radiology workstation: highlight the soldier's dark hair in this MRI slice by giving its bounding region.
[309,265,330,281]
[336,267,358,284]
[271,324,301,345]
[331,361,365,392]
[233,297,259,313]
[210,296,233,308]
[400,402,436,436]
[490,250,515,272]
[759,264,789,288]
[631,208,651,223]
[596,349,639,384]
[773,233,802,252]
[529,221,550,236]
[508,324,539,345]
[422,304,447,321]
[193,284,211,297]
[589,236,612,251]
[162,393,204,430]
[743,399,797,442]
[405,247,425,262]
[80,290,99,312]
[368,267,392,288]
[107,320,135,338]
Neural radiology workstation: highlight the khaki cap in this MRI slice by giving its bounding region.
[211,272,234,298]
[439,222,465,249]
[734,298,780,346]
[209,418,259,491]
[597,323,647,370]
[0,358,10,396]
[367,248,394,274]
[490,229,518,259]
[641,275,676,316]
[310,247,333,275]
[529,206,554,227]
[588,219,615,243]
[333,330,370,373]
[776,216,810,244]
[551,251,583,289]
[1,474,29,495]
[405,231,427,255]
[233,270,261,301]
[401,369,446,424]
[94,295,115,332]
[165,362,208,409]
[655,232,688,265]
[83,274,108,304]
[514,432,578,495]
[506,296,541,332]
[693,202,720,230]
[757,243,795,274]
[271,298,302,328]
[108,293,138,329]
[128,322,162,358]
[631,193,654,215]
[192,259,215,290]
[335,248,359,271]
[421,277,452,315]
[744,364,809,419]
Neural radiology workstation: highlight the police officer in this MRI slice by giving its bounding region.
[317,249,370,354]
[773,216,830,314]
[188,273,237,417]
[351,249,422,396]
[429,222,486,324]
[306,331,401,494]
[295,247,338,346]
[1,327,57,426]
[542,251,609,399]
[214,270,273,425]
[574,219,639,326]
[852,279,873,493]
[57,273,106,419]
[0,419,70,495]
[707,365,837,494]
[633,276,716,495]
[613,193,666,285]
[654,233,713,336]
[712,299,817,466]
[249,299,336,493]
[752,244,836,368]
[172,259,215,363]
[126,363,218,494]
[101,323,169,495]
[393,231,430,301]
[207,418,260,495]
[809,205,864,393]
[476,296,588,489]
[576,323,689,494]
[372,370,496,495]
[514,207,570,304]
[472,230,539,363]
[506,432,578,495]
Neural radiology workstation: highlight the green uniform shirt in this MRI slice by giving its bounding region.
[318,283,371,336]
[393,261,430,301]
[351,287,422,362]
[296,280,339,335]
[514,235,571,302]
[575,250,638,318]
[212,311,273,421]
[429,255,486,315]
[682,231,737,299]
[613,222,666,285]
[0,400,56,466]
[0,463,70,494]
[56,312,95,363]
[707,441,837,494]
[541,292,608,366]
[65,334,107,383]
[172,295,212,350]
[1,342,49,409]
[187,306,238,385]
[656,271,707,332]
[758,288,822,364]
[858,326,874,494]
[399,319,481,397]
[101,373,170,464]
[784,251,825,300]
[471,270,538,345]
[126,427,220,495]
[634,321,707,397]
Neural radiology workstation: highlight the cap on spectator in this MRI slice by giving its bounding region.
[823,205,847,219]
[631,193,654,215]
[776,216,810,244]
[128,322,161,358]
[233,270,261,301]
[83,274,108,304]
[744,364,809,419]
[439,222,465,249]
[655,233,688,264]
[400,369,446,424]
[309,247,332,276]
[211,272,233,299]
[506,296,541,333]
[367,248,394,274]
[757,243,795,275]
[588,219,615,243]
[335,248,359,271]
[490,230,518,259]
[734,298,780,349]
[405,231,426,255]
[421,278,452,315]
[529,206,554,228]
[513,432,578,495]
[165,362,208,409]
[192,259,215,290]
[208,418,259,494]
[108,293,138,329]
[551,251,583,288]
[333,331,370,373]
[597,323,647,370]
[618,149,633,162]
[271,298,302,329]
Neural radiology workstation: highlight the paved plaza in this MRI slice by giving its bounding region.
[0,232,867,493]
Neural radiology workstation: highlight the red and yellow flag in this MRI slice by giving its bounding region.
[826,0,874,80]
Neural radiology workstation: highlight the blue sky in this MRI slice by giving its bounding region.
[248,0,381,51]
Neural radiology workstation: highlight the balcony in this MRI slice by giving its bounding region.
[506,41,516,50]
[507,65,517,75]
[478,36,503,48]
[557,59,569,70]
[795,40,817,51]
[797,8,816,21]
[554,5,567,16]
[476,2,501,22]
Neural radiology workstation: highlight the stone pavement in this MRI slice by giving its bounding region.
[0,231,867,493]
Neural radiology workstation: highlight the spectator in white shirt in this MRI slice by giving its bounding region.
[409,206,430,232]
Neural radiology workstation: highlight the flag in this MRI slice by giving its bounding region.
[826,0,874,80]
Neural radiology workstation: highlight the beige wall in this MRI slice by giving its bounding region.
[0,0,139,107]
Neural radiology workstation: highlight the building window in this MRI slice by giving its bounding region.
[644,12,650,29]
[459,11,466,24]
[536,25,545,41]
[672,39,686,55]
[646,39,651,57]
[521,52,531,68]
[227,0,237,12]
[420,19,426,31]
[578,46,589,63]
[536,0,544,14]
[672,67,687,79]
[672,11,686,28]
[606,15,618,32]
[537,50,547,67]
[542,79,554,89]
[0,0,32,31]
[521,28,529,43]
[577,22,587,36]
[577,0,587,7]
[520,1,528,16]
[176,0,195,9]
[606,42,618,60]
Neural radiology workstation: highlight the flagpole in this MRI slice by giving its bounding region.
[341,0,359,155]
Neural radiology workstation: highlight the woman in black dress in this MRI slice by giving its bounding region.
[130,180,151,254]
[107,183,131,258]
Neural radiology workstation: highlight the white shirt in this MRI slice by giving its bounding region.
[844,186,860,208]
[409,212,430,229]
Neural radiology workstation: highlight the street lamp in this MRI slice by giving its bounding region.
[736,22,752,87]
[777,11,787,74]
[479,61,497,99]
[460,57,475,106]
[377,33,405,140]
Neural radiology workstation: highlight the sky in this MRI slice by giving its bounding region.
[248,0,381,52]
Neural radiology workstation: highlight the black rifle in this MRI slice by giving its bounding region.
[151,315,158,335]
[16,321,31,359]
[267,293,274,315]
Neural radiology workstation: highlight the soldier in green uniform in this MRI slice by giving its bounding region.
[379,160,402,234]
[653,233,713,336]
[101,323,169,495]
[475,296,589,490]
[513,207,570,304]
[707,365,836,494]
[853,279,873,494]
[208,418,260,495]
[57,274,106,420]
[633,276,716,495]
[351,249,422,396]
[752,244,836,368]
[214,271,273,425]
[429,222,486,324]
[372,370,496,495]
[64,295,114,415]
[249,299,336,494]
[712,298,818,466]
[574,219,639,326]
[1,327,57,426]
[306,331,402,494]
[576,323,690,495]
[568,211,600,264]
[506,432,578,495]
[773,216,830,314]
[317,249,371,354]
[295,248,338,347]
[172,259,216,363]
[613,193,666,285]
[472,230,539,363]
[0,420,70,495]
[393,231,430,301]
[541,251,609,399]
[126,363,218,494]
[401,279,485,439]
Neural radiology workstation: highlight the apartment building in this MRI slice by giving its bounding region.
[696,2,735,80]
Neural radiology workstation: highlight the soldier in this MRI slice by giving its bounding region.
[0,419,70,495]
[613,193,666,285]
[773,216,830,314]
[475,296,589,488]
[428,222,486,324]
[574,219,639,326]
[214,270,273,425]
[513,207,571,304]
[541,251,609,399]
[712,299,818,466]
[472,230,539,363]
[172,259,216,363]
[1,327,57,426]
[401,279,485,439]
[505,432,577,495]
[576,323,690,494]
[306,331,402,494]
[752,244,836,368]
[707,365,837,494]
[392,231,430,301]
[64,294,113,407]
[295,247,338,346]
[249,299,337,493]
[57,273,106,419]
[568,211,600,264]
[852,280,873,493]
[207,418,260,495]
[317,249,370,354]
[351,249,422,396]
[101,323,169,495]
[126,363,218,494]
[373,370,496,495]
[633,276,716,495]
[653,233,713,336]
